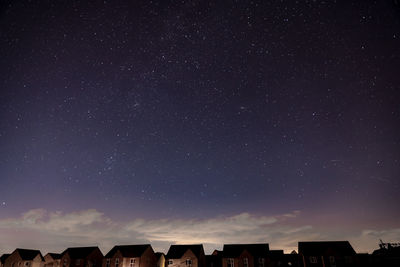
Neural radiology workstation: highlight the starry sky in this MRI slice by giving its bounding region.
[0,0,400,255]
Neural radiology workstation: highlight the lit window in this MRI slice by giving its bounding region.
[243,258,248,267]
[309,257,317,264]
[258,258,264,267]
[227,259,234,267]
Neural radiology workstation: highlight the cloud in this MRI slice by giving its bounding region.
[125,212,278,242]
[0,209,112,236]
[0,209,121,253]
[0,209,398,255]
[0,209,307,254]
[122,211,317,253]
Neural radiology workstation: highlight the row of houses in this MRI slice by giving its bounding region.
[0,241,398,267]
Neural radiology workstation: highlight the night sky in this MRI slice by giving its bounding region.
[1,0,400,255]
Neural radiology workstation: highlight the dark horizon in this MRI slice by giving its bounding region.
[0,239,392,255]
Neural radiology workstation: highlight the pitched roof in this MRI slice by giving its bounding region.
[211,250,222,256]
[61,247,101,259]
[298,241,356,256]
[105,245,152,258]
[269,250,283,255]
[155,253,164,261]
[166,245,204,259]
[46,253,62,260]
[0,254,10,264]
[269,250,283,259]
[222,244,269,258]
[15,249,44,261]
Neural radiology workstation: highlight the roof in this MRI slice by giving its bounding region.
[46,253,62,260]
[61,247,101,259]
[166,245,204,259]
[269,250,283,259]
[155,252,164,256]
[155,252,164,260]
[373,246,400,256]
[205,255,221,262]
[222,244,269,258]
[298,241,356,256]
[269,249,283,255]
[212,250,222,256]
[15,249,44,261]
[0,254,10,264]
[105,245,152,258]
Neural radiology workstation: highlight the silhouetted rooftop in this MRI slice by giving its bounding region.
[373,245,400,256]
[105,245,152,258]
[167,245,204,259]
[298,241,356,255]
[211,250,222,256]
[15,249,44,261]
[61,247,101,259]
[269,250,283,259]
[222,244,269,258]
[155,252,164,260]
[0,254,10,264]
[46,253,62,260]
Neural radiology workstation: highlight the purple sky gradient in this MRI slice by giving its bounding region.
[0,0,400,255]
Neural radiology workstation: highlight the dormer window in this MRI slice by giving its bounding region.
[258,258,265,267]
[309,257,317,264]
[243,258,248,267]
[227,258,234,267]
